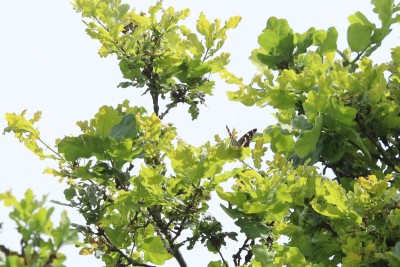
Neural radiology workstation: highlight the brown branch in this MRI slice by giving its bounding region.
[43,252,59,267]
[232,237,250,266]
[151,91,160,117]
[159,99,180,120]
[0,244,20,257]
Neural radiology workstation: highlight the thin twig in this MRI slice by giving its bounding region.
[159,99,180,120]
[215,245,228,267]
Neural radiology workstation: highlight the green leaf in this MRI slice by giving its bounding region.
[92,106,122,138]
[138,236,173,265]
[213,168,243,184]
[118,4,130,17]
[369,71,386,104]
[390,242,400,261]
[347,23,372,52]
[316,27,338,55]
[0,191,17,207]
[104,226,129,247]
[348,11,376,28]
[4,111,40,137]
[295,27,315,54]
[117,81,134,88]
[323,181,348,213]
[343,127,371,160]
[310,179,355,220]
[284,247,307,266]
[216,186,247,207]
[58,135,104,161]
[252,135,267,169]
[295,115,323,158]
[327,98,357,126]
[276,184,292,203]
[196,12,211,37]
[52,211,78,247]
[266,87,297,110]
[220,204,246,220]
[383,115,400,129]
[255,17,295,69]
[63,188,76,201]
[371,0,394,28]
[109,114,138,140]
[265,126,295,155]
[226,16,241,29]
[103,137,136,162]
[186,33,204,57]
[29,207,53,232]
[235,219,270,239]
[139,166,165,195]
[3,111,56,159]
[243,201,268,214]
[391,46,400,64]
[119,59,142,81]
[252,245,274,266]
[207,261,224,267]
[174,59,212,83]
[196,12,216,49]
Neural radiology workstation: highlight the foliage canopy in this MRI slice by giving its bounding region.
[2,0,400,266]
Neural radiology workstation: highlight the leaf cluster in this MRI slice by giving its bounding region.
[0,190,77,267]
[218,155,400,266]
[72,0,240,120]
[4,98,262,266]
[229,0,400,185]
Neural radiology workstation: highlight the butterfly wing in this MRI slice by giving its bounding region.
[236,128,257,147]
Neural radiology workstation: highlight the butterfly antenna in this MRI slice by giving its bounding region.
[226,125,232,138]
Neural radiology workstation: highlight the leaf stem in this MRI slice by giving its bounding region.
[37,137,64,160]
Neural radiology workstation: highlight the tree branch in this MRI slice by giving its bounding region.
[159,99,180,120]
[0,244,20,257]
[96,227,155,267]
[141,208,187,267]
[232,237,250,266]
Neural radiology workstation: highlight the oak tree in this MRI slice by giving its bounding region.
[3,0,400,266]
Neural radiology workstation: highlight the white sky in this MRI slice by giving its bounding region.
[0,1,398,266]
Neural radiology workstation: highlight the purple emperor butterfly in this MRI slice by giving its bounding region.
[226,126,257,147]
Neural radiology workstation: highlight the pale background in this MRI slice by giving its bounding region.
[0,1,397,266]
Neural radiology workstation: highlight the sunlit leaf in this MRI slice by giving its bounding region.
[138,236,173,264]
[235,219,270,239]
[58,135,104,161]
[347,23,372,52]
[109,114,137,140]
[294,115,323,158]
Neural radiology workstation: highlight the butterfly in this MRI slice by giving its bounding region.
[226,126,257,147]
